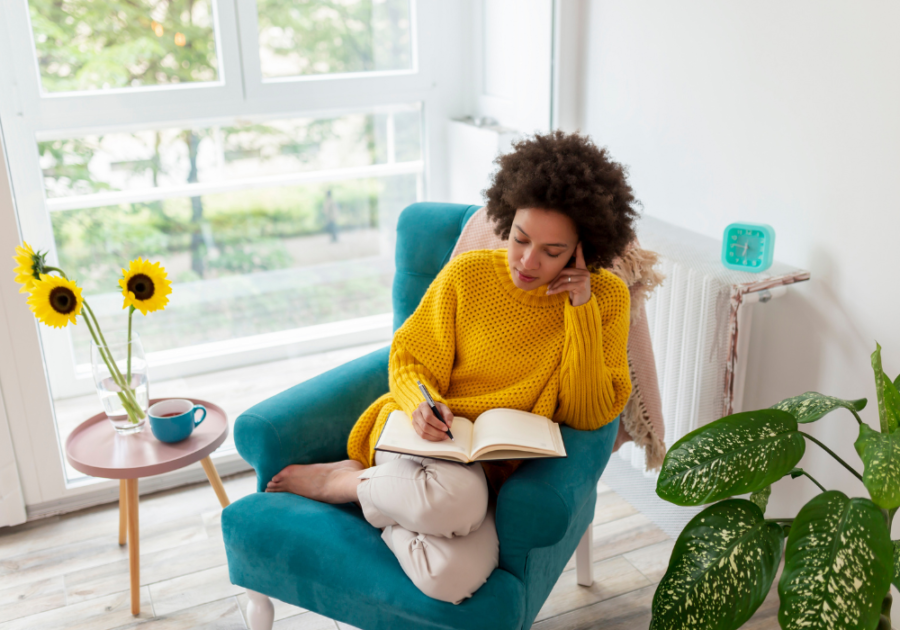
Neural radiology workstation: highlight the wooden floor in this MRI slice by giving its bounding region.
[0,472,781,630]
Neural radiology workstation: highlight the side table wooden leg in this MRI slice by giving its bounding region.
[200,456,231,507]
[118,480,128,546]
[125,478,140,616]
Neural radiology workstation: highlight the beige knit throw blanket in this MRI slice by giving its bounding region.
[450,207,667,471]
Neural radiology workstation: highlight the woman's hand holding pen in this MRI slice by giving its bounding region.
[546,242,591,307]
[413,401,454,441]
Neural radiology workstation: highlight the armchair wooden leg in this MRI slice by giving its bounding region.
[576,524,593,587]
[246,589,274,630]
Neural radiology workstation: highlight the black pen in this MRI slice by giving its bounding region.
[416,379,454,441]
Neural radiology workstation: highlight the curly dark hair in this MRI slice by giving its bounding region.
[482,130,640,271]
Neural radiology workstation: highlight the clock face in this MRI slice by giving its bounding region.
[721,223,775,272]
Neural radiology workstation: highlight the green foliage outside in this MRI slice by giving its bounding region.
[29,0,217,92]
[50,179,384,292]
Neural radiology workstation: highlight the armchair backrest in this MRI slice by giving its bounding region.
[391,202,482,332]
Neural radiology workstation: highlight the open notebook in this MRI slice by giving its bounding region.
[374,408,567,464]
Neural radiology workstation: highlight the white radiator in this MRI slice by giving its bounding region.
[604,215,810,537]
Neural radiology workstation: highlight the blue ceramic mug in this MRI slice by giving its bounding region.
[148,398,207,443]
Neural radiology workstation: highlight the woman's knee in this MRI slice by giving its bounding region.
[412,461,489,537]
[404,506,499,604]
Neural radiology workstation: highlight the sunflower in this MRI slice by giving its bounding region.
[12,241,47,294]
[26,274,84,328]
[119,258,172,315]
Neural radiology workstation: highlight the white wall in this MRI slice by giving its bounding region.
[579,0,900,612]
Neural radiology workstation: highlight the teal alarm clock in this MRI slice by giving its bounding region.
[721,222,776,272]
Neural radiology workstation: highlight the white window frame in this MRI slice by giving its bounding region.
[0,0,445,511]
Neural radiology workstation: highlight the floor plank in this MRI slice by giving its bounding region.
[131,597,246,629]
[149,565,243,617]
[0,577,66,624]
[0,587,152,630]
[0,469,795,629]
[534,556,651,623]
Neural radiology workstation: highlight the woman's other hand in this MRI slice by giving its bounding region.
[412,401,454,441]
[546,241,592,306]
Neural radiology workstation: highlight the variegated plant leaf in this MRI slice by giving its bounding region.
[779,491,893,630]
[871,342,900,434]
[650,499,784,630]
[656,409,805,506]
[770,391,867,424]
[854,423,900,509]
[893,540,900,591]
[749,484,771,512]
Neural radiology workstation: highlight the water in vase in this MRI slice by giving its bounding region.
[97,373,149,434]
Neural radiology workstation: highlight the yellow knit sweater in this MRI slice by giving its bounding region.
[346,248,632,494]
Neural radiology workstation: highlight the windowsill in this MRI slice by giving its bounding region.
[54,339,390,484]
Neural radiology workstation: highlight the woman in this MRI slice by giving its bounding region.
[265,130,638,605]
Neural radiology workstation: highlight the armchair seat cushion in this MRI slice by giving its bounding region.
[222,491,526,630]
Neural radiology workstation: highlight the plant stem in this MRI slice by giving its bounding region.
[81,307,141,421]
[799,431,864,483]
[83,301,144,420]
[42,266,67,279]
[796,469,827,493]
[126,305,135,388]
[849,408,864,426]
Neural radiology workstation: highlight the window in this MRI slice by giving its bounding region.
[40,106,422,368]
[0,0,438,490]
[28,0,220,93]
[257,0,413,79]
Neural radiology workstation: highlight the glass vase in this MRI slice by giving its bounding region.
[90,330,149,435]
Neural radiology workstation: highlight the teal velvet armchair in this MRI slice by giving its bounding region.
[222,202,621,630]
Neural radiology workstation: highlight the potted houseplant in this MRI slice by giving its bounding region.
[652,342,899,630]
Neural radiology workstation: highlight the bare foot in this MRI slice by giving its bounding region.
[265,460,365,505]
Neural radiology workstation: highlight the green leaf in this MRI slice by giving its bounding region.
[854,423,900,509]
[770,391,867,424]
[871,342,900,433]
[779,491,893,630]
[893,540,900,591]
[749,485,771,512]
[650,499,784,630]
[656,409,805,506]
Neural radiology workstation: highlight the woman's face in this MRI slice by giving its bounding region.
[507,208,579,290]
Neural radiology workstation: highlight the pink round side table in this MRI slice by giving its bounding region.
[64,397,231,616]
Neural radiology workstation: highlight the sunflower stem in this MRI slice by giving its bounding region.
[126,305,135,388]
[81,306,142,423]
[82,301,144,421]
[41,266,68,280]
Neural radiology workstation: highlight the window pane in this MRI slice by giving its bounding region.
[39,105,422,199]
[28,0,218,92]
[257,0,413,79]
[52,174,416,366]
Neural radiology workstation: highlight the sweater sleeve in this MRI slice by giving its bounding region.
[388,263,458,417]
[553,273,632,431]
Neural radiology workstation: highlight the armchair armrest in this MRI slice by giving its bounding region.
[234,346,389,491]
[495,417,620,580]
